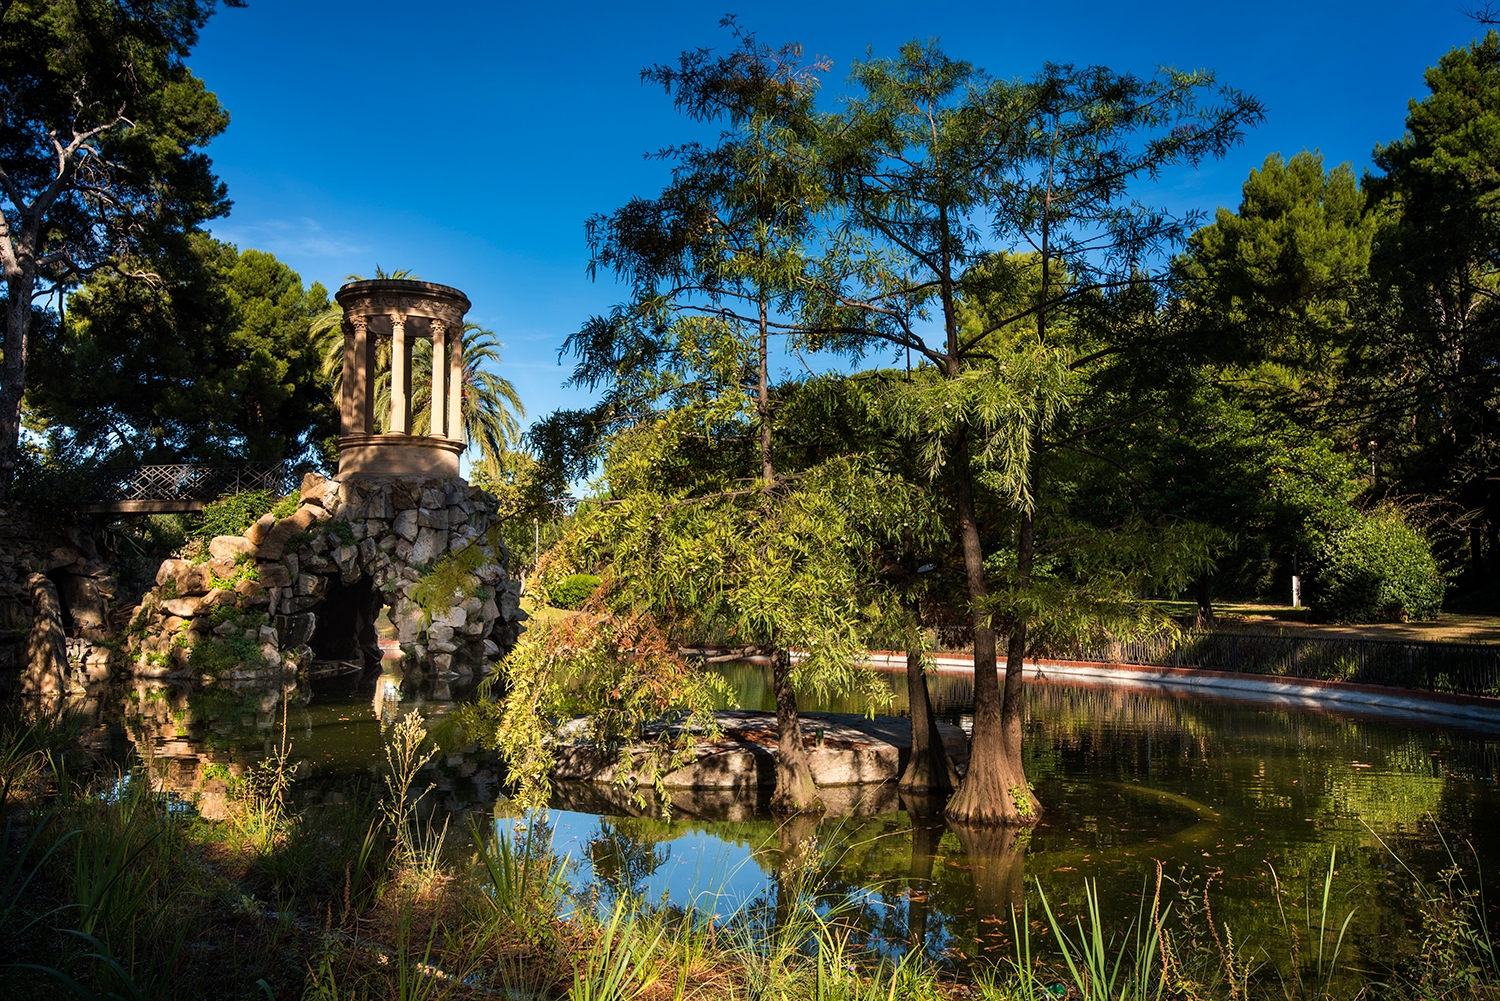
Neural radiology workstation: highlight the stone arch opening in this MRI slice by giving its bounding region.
[44,568,77,633]
[308,574,384,671]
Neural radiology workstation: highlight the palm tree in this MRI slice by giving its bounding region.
[375,324,525,471]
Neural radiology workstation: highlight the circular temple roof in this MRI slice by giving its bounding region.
[334,278,471,313]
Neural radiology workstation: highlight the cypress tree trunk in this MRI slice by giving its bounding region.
[944,454,1034,826]
[756,297,821,815]
[770,649,821,813]
[900,647,958,791]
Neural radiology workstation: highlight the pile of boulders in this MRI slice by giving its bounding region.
[125,473,524,681]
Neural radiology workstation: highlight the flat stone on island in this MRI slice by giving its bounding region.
[553,709,970,791]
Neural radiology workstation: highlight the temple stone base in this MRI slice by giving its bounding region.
[337,434,463,478]
[124,472,525,681]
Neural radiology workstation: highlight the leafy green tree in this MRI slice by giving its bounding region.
[1358,32,1500,579]
[807,45,1262,825]
[535,23,869,813]
[1176,151,1375,407]
[1314,508,1445,622]
[1164,151,1376,614]
[27,234,335,466]
[1066,377,1363,617]
[0,0,238,498]
[773,371,961,792]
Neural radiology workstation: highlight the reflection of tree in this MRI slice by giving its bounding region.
[949,821,1028,963]
[901,792,947,958]
[771,813,821,933]
[586,817,669,905]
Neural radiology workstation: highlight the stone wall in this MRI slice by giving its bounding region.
[124,473,524,682]
[0,508,119,694]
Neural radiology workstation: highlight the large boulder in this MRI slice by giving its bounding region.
[209,535,256,561]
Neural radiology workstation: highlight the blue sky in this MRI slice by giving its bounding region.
[194,0,1476,429]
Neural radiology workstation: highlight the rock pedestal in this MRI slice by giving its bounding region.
[124,472,525,682]
[22,574,68,694]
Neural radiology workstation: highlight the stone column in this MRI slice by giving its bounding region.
[430,319,449,438]
[447,322,465,444]
[341,315,373,435]
[389,313,410,435]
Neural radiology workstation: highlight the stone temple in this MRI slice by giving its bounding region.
[117,279,525,687]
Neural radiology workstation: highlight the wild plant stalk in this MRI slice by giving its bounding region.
[68,770,188,996]
[383,713,442,875]
[1037,877,1171,1001]
[231,684,295,853]
[393,894,449,1001]
[1266,847,1355,998]
[467,814,567,929]
[0,703,75,808]
[0,809,74,941]
[1364,819,1500,997]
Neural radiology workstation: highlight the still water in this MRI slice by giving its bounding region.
[107,662,1499,975]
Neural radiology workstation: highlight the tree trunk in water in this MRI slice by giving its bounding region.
[944,456,1033,826]
[769,648,822,814]
[900,648,958,791]
[772,811,820,932]
[0,275,35,504]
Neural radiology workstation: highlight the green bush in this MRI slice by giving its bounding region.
[549,573,602,610]
[193,490,274,539]
[1314,510,1445,622]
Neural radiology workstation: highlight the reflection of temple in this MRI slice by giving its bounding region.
[123,677,293,820]
[119,676,507,823]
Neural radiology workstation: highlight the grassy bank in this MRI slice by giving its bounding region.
[0,702,1495,1001]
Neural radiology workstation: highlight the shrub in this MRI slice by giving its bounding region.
[549,573,602,610]
[193,490,274,539]
[1314,510,1445,622]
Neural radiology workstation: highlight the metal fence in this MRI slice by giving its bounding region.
[86,462,290,503]
[1060,630,1500,699]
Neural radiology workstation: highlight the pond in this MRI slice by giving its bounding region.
[97,661,1500,979]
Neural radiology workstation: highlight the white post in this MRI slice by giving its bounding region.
[389,313,409,434]
[447,323,465,444]
[430,319,448,437]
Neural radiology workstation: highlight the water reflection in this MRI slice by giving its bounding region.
[77,663,1500,976]
[550,672,1499,971]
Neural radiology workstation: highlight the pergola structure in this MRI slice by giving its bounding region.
[333,279,470,479]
